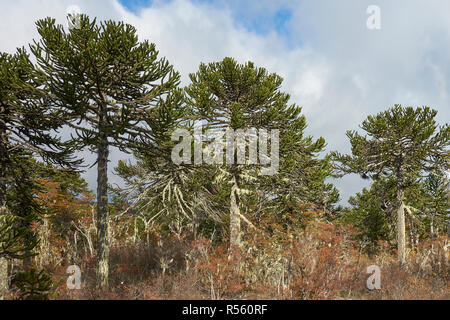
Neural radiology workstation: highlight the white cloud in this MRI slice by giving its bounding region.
[1,0,448,204]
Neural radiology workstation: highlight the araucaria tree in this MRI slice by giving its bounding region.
[0,49,78,299]
[31,15,181,290]
[186,58,337,249]
[421,169,450,238]
[333,105,449,264]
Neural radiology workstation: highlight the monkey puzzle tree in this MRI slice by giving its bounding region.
[421,169,450,238]
[341,178,397,251]
[30,15,182,290]
[333,105,449,264]
[185,57,337,249]
[0,49,77,299]
[0,49,75,215]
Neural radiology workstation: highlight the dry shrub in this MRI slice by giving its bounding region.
[287,222,361,299]
[186,239,249,299]
[32,217,449,300]
[181,221,363,300]
[358,236,449,300]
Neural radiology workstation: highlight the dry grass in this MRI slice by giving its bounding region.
[39,222,449,301]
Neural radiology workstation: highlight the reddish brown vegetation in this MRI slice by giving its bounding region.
[35,220,448,300]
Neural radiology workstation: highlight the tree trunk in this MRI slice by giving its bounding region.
[192,213,199,240]
[0,256,7,300]
[431,205,437,239]
[396,189,407,265]
[0,203,8,300]
[38,217,50,269]
[430,215,435,238]
[408,215,415,252]
[85,232,94,256]
[0,122,9,298]
[73,231,78,263]
[133,217,137,244]
[431,210,436,252]
[96,118,110,291]
[229,175,241,249]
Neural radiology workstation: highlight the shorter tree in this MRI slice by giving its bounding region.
[341,180,393,252]
[333,105,449,264]
[421,169,450,238]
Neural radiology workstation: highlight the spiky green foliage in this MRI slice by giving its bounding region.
[341,179,394,250]
[31,15,183,153]
[332,105,449,180]
[333,105,449,263]
[185,57,339,246]
[12,268,54,300]
[0,49,79,298]
[0,48,78,250]
[30,15,183,289]
[342,169,449,251]
[3,157,43,254]
[420,170,450,236]
[0,213,38,260]
[0,49,78,170]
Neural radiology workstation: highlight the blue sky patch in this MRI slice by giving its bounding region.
[118,0,293,39]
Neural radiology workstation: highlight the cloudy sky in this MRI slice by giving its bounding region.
[1,0,449,204]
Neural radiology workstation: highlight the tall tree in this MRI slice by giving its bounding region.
[30,15,182,290]
[333,105,449,264]
[0,49,77,299]
[185,58,337,249]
